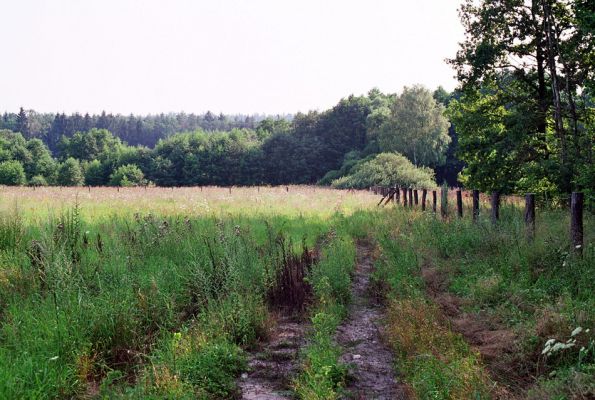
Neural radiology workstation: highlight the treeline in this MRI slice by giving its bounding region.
[2,0,592,202]
[0,87,460,188]
[0,109,287,150]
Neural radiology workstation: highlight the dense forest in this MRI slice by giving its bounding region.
[0,86,462,189]
[0,0,593,205]
[0,110,282,150]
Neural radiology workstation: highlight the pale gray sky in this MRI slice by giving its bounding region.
[0,0,464,115]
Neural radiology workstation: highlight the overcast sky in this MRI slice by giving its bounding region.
[0,0,464,115]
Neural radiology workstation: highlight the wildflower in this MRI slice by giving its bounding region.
[571,327,583,337]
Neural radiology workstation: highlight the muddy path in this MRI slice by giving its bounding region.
[336,240,408,400]
[238,313,306,399]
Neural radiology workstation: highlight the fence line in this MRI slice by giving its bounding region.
[369,185,585,255]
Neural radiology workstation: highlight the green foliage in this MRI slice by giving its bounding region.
[59,128,124,162]
[175,339,246,398]
[0,160,26,185]
[109,164,145,187]
[0,86,466,188]
[83,159,106,186]
[295,234,355,399]
[28,175,48,186]
[450,0,594,198]
[331,152,436,189]
[372,203,594,399]
[57,157,84,186]
[0,130,55,184]
[377,85,450,167]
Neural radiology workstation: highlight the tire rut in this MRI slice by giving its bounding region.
[238,313,306,399]
[336,240,408,400]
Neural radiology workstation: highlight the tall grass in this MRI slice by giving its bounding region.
[371,203,594,399]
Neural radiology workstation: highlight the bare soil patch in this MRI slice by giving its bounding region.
[336,240,408,399]
[239,313,307,399]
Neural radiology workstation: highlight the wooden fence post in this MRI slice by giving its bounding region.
[422,189,427,211]
[491,191,500,225]
[456,190,463,218]
[571,192,584,254]
[414,189,419,206]
[524,193,536,241]
[408,188,413,208]
[432,190,437,213]
[403,188,408,207]
[472,190,480,223]
[440,187,448,219]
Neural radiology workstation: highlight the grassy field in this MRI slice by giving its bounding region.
[0,186,592,399]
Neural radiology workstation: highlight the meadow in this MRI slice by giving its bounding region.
[0,186,592,399]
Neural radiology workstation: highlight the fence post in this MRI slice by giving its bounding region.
[403,188,408,207]
[414,189,419,206]
[421,189,427,211]
[571,192,584,254]
[440,186,448,219]
[432,190,437,213]
[456,190,463,218]
[395,187,400,203]
[472,190,480,222]
[524,193,536,241]
[491,191,500,225]
[408,188,413,208]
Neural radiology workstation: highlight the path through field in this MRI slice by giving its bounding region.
[239,314,306,399]
[336,240,408,399]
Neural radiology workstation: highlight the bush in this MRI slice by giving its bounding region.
[28,175,48,186]
[0,160,26,185]
[109,164,145,187]
[57,157,84,186]
[84,159,107,186]
[331,152,436,189]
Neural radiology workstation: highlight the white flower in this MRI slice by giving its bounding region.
[571,327,583,337]
[544,338,557,347]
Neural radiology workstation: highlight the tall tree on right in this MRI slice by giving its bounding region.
[449,0,594,198]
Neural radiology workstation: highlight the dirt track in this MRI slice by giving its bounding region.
[336,240,408,399]
[239,314,306,399]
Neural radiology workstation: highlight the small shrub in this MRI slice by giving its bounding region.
[0,160,26,185]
